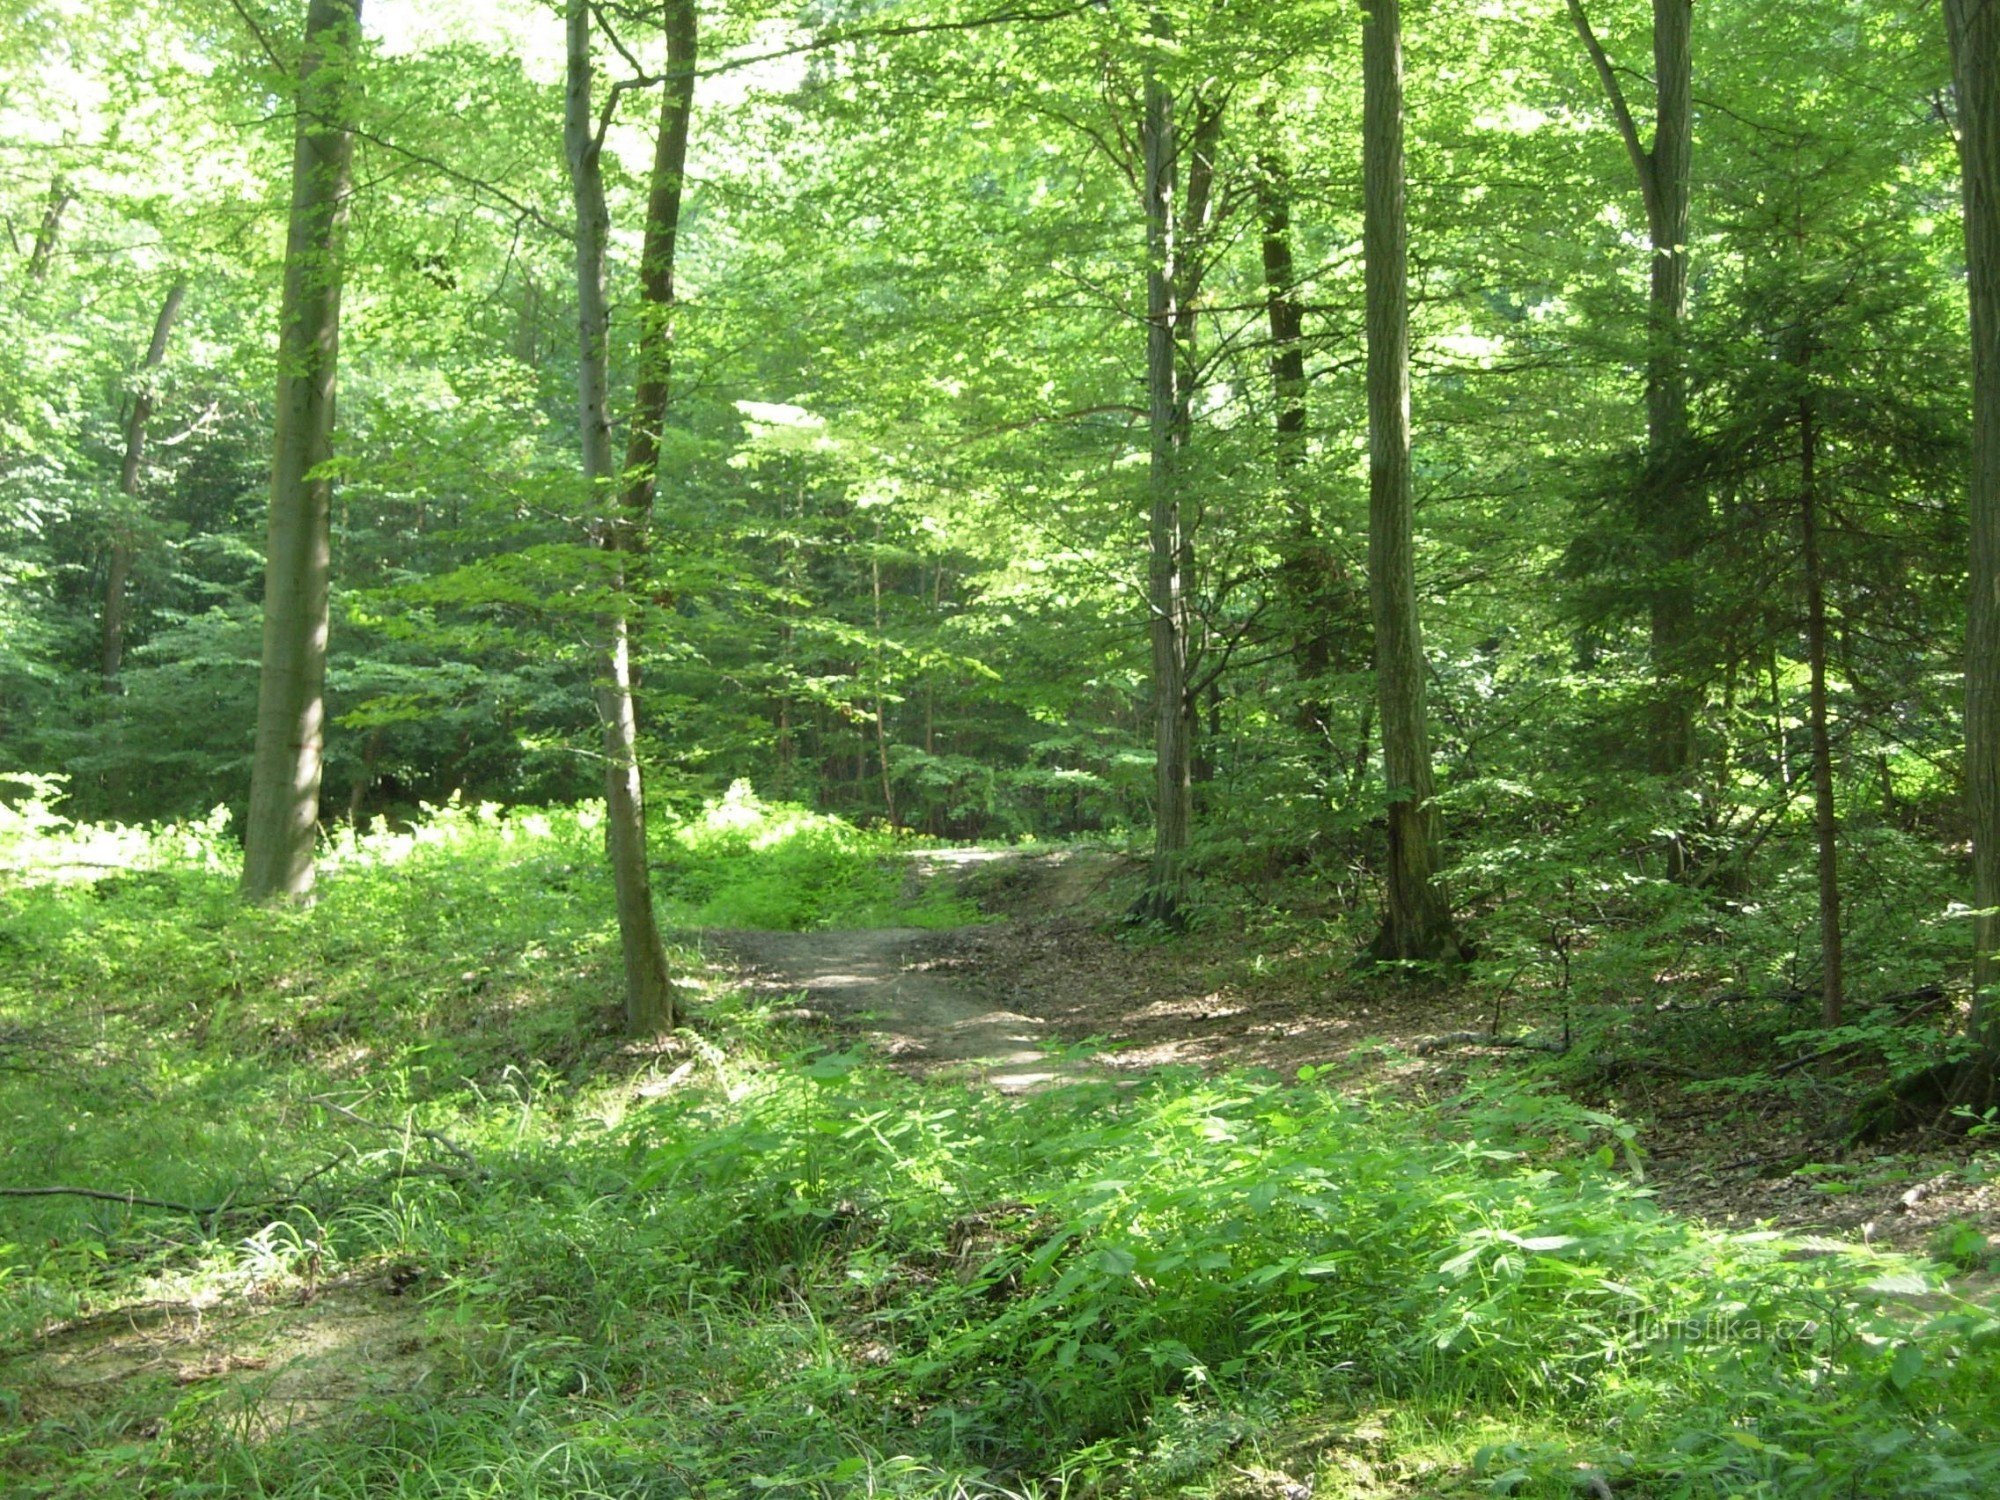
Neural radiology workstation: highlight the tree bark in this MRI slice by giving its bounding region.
[1798,385,1842,1027]
[25,176,71,282]
[618,0,696,521]
[872,550,897,825]
[241,0,361,903]
[1949,0,2000,1113]
[1566,0,1697,790]
[565,0,681,1033]
[103,277,186,690]
[1259,151,1338,748]
[1363,0,1457,963]
[1134,8,1193,925]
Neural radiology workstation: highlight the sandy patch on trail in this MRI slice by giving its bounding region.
[8,1273,439,1441]
[713,922,1077,1090]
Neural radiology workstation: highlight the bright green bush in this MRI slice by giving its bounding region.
[652,780,980,930]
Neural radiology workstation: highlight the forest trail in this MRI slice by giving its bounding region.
[710,849,1116,1090]
[709,848,2000,1252]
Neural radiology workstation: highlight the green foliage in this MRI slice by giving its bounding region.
[3,803,1998,1499]
[653,781,981,931]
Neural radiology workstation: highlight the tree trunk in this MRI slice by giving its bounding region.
[565,0,680,1033]
[241,0,361,903]
[1645,0,1696,787]
[618,0,696,521]
[25,176,71,282]
[1566,0,1697,793]
[1260,150,1339,755]
[1134,8,1193,925]
[872,550,897,825]
[1798,386,1842,1027]
[1363,0,1457,963]
[1949,0,2000,1113]
[103,277,186,690]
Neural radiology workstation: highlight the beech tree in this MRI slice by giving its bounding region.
[1362,0,1456,962]
[1951,0,2000,1112]
[101,277,186,690]
[1565,0,1698,798]
[241,0,363,902]
[562,0,693,1031]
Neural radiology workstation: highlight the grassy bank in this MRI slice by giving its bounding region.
[2,789,1997,1497]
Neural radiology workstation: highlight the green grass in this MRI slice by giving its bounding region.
[651,781,982,931]
[2,788,1998,1498]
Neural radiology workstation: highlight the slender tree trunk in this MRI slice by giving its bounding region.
[25,176,71,282]
[1260,150,1338,756]
[618,0,696,519]
[565,0,679,1033]
[242,0,361,903]
[1798,388,1842,1027]
[1566,0,1697,794]
[1646,0,1695,785]
[872,550,897,825]
[514,273,540,365]
[1134,9,1192,925]
[103,278,186,690]
[1363,0,1457,963]
[1949,0,2000,1112]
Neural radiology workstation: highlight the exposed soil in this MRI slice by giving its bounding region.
[5,1271,439,1441]
[711,847,2000,1258]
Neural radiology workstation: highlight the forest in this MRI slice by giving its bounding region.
[5,0,2000,1494]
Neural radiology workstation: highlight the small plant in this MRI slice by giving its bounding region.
[1930,1218,1998,1274]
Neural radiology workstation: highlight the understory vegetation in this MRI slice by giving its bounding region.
[5,796,1999,1499]
[12,0,2000,1492]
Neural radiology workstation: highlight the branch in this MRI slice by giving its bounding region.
[1185,595,1278,702]
[591,0,653,81]
[223,0,284,71]
[309,1096,480,1170]
[683,0,1103,83]
[1564,0,1656,216]
[956,403,1144,445]
[345,126,570,239]
[0,1185,235,1217]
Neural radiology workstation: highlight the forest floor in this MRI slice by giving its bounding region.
[8,815,1999,1498]
[715,846,2000,1257]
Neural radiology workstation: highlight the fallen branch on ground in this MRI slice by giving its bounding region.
[308,1096,481,1170]
[1412,1031,1567,1056]
[1769,987,1950,1077]
[0,1185,242,1218]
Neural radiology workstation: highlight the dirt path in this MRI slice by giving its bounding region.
[710,850,1116,1090]
[709,848,2000,1253]
[714,924,1077,1090]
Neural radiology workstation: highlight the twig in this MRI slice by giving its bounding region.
[1413,1031,1568,1056]
[1769,987,1950,1077]
[309,1097,480,1169]
[0,1185,234,1217]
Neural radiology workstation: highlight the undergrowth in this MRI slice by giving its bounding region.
[2,787,1997,1498]
[653,780,980,931]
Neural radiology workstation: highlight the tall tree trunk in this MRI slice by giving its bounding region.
[25,175,71,282]
[1798,385,1842,1027]
[1260,150,1338,755]
[872,550,897,825]
[1134,8,1193,926]
[618,0,696,520]
[1566,0,1697,794]
[1363,0,1457,963]
[565,0,682,1033]
[241,0,361,903]
[1949,0,2000,1112]
[103,277,186,690]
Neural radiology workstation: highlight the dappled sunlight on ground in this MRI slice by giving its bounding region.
[9,1272,439,1443]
